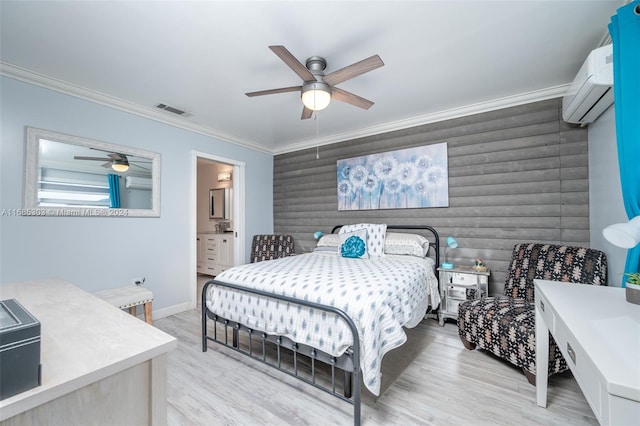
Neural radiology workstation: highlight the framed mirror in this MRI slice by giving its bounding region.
[209,188,230,219]
[24,127,161,217]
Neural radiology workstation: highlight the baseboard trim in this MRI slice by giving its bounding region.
[142,301,194,321]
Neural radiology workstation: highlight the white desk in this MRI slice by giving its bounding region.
[0,279,177,425]
[535,279,640,425]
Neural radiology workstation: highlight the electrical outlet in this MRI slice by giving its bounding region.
[131,277,146,286]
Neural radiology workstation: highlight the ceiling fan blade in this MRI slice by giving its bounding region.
[90,147,120,154]
[331,87,375,110]
[108,153,126,160]
[323,55,384,86]
[74,156,111,161]
[301,106,313,120]
[269,45,316,82]
[245,86,302,97]
[101,162,112,168]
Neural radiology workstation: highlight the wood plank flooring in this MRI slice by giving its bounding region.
[155,309,597,425]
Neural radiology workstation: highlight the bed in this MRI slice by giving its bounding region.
[201,224,440,426]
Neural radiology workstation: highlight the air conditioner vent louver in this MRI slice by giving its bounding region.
[155,103,189,116]
[125,176,152,190]
[562,44,614,125]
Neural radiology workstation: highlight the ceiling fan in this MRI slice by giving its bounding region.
[74,150,150,173]
[245,45,384,119]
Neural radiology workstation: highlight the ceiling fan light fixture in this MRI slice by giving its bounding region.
[111,159,129,172]
[301,82,331,111]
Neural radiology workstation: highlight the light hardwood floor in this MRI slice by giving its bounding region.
[155,309,597,425]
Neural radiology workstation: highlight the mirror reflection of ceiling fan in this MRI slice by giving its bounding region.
[246,45,384,119]
[73,149,151,173]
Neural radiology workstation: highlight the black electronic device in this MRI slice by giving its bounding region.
[0,299,41,400]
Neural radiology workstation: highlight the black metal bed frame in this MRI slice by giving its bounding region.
[201,225,440,426]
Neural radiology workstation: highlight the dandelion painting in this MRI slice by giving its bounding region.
[337,143,449,211]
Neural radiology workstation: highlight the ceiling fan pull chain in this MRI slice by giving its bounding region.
[316,112,320,160]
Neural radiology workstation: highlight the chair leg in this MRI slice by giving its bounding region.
[522,368,536,386]
[459,335,476,350]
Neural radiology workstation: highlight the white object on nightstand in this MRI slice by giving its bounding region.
[535,279,640,425]
[437,266,490,326]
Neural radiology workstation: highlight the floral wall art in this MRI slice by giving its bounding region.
[337,143,449,211]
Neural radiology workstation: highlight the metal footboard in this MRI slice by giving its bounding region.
[202,279,362,426]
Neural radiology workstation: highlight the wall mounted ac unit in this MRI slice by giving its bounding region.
[125,176,152,190]
[562,44,613,125]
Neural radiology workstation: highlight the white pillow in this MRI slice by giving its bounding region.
[384,232,430,257]
[316,234,340,247]
[339,223,387,258]
[338,228,369,259]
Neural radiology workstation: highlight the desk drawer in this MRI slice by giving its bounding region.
[552,317,602,421]
[537,292,554,332]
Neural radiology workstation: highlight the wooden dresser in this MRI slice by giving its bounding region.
[0,278,177,425]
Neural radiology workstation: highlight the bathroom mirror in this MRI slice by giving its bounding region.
[23,127,161,217]
[209,188,230,219]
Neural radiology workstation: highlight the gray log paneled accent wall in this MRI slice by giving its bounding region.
[273,98,589,295]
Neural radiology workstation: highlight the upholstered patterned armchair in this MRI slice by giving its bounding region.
[250,235,295,263]
[457,243,607,385]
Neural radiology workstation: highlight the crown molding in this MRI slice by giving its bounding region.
[0,61,272,155]
[2,61,569,157]
[273,83,570,155]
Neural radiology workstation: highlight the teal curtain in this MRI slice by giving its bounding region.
[609,1,640,285]
[107,173,121,208]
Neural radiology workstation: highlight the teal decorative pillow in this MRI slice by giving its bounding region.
[339,229,369,259]
[339,223,387,257]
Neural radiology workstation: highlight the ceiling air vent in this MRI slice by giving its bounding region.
[155,103,189,116]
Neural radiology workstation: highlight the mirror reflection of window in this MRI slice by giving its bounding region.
[38,161,111,208]
[24,127,161,217]
[38,139,153,209]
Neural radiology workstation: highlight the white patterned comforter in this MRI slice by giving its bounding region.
[206,251,439,395]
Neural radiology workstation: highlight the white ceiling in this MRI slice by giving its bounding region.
[0,1,622,155]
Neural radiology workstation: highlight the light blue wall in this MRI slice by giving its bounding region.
[0,76,274,310]
[588,105,627,286]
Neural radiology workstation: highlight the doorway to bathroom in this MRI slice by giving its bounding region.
[193,152,245,307]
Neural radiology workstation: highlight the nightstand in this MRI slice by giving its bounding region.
[437,266,490,326]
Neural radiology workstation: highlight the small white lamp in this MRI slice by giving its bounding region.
[441,236,458,269]
[603,216,640,249]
